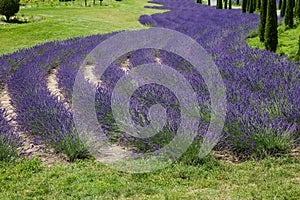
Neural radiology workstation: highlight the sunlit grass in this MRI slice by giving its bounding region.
[0,156,299,199]
[0,0,167,55]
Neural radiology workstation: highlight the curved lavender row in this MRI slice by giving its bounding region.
[7,42,89,160]
[0,43,55,90]
[56,33,118,102]
[140,0,299,155]
[0,108,20,160]
[94,49,183,152]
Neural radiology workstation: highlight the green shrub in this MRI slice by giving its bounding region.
[0,0,20,22]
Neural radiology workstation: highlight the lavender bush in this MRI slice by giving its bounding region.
[7,41,89,161]
[0,108,20,161]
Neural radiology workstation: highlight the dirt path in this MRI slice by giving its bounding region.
[0,84,68,166]
[47,68,70,108]
[82,62,136,163]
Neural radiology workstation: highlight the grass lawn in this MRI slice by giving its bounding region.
[247,20,300,61]
[0,156,299,199]
[0,0,166,56]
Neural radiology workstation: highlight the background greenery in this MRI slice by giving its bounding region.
[0,0,166,55]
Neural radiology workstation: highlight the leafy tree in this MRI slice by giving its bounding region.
[259,0,268,42]
[225,0,228,9]
[280,0,286,17]
[229,0,232,9]
[208,0,211,6]
[264,0,278,52]
[237,0,240,5]
[196,0,202,3]
[0,0,20,22]
[285,0,294,27]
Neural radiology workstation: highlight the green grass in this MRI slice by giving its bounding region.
[0,0,166,56]
[0,156,299,199]
[247,20,300,61]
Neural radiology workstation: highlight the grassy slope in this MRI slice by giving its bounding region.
[0,0,166,55]
[0,156,299,199]
[247,20,300,60]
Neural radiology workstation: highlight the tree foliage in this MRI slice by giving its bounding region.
[0,0,20,22]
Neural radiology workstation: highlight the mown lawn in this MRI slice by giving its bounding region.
[0,156,299,199]
[0,0,166,55]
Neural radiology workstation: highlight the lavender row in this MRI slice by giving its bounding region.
[7,40,89,161]
[56,33,117,101]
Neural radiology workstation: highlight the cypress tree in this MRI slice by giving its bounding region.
[242,0,247,12]
[217,0,223,9]
[279,0,282,9]
[295,0,300,18]
[257,0,261,9]
[296,36,300,61]
[259,0,268,42]
[248,0,254,12]
[280,0,286,17]
[253,0,257,10]
[265,0,278,52]
[285,0,294,27]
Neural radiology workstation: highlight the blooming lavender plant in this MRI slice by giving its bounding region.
[0,108,20,161]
